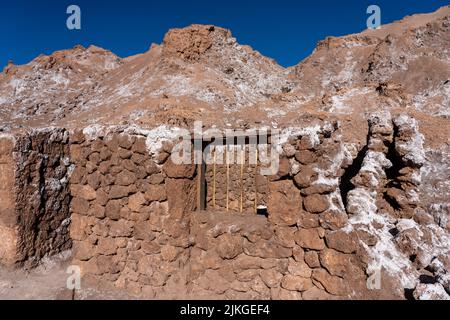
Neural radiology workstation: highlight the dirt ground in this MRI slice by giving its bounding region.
[0,251,135,300]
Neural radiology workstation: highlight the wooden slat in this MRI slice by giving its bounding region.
[213,147,216,208]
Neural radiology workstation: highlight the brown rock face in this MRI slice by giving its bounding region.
[268,180,302,226]
[294,166,317,189]
[295,229,325,251]
[0,130,72,268]
[162,25,230,62]
[312,269,347,296]
[281,275,313,292]
[325,231,358,254]
[163,159,196,179]
[319,249,350,277]
[216,234,243,259]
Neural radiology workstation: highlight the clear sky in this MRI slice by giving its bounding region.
[1,0,449,69]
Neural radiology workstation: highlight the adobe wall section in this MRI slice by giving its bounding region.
[0,135,18,266]
[0,129,72,268]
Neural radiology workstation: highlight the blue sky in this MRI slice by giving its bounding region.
[1,0,448,69]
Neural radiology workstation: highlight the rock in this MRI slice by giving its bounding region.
[294,228,325,250]
[70,214,93,241]
[105,200,122,220]
[118,148,132,159]
[304,251,321,268]
[97,255,121,275]
[70,166,86,184]
[243,239,292,259]
[297,136,315,150]
[162,24,226,61]
[297,211,320,229]
[325,230,359,254]
[97,238,117,256]
[109,185,130,199]
[116,170,137,186]
[302,286,332,300]
[275,287,303,300]
[231,255,264,271]
[301,184,335,196]
[356,229,378,246]
[413,283,450,300]
[295,150,317,165]
[77,185,97,201]
[166,178,197,218]
[161,245,179,262]
[267,180,302,226]
[87,172,101,190]
[281,275,313,292]
[260,269,283,288]
[236,269,259,282]
[319,249,350,277]
[269,157,290,181]
[74,241,95,261]
[109,220,133,237]
[163,159,196,178]
[312,269,347,296]
[292,247,305,262]
[99,148,112,161]
[71,130,85,144]
[319,210,348,230]
[141,241,161,254]
[145,161,159,175]
[149,173,165,185]
[88,204,106,219]
[132,138,147,154]
[128,192,147,212]
[71,197,90,214]
[216,234,243,259]
[274,226,296,248]
[282,143,296,158]
[118,135,135,149]
[304,194,329,213]
[287,258,312,278]
[144,185,167,202]
[293,165,316,188]
[133,222,156,241]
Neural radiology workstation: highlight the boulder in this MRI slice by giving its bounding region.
[216,234,243,259]
[325,230,359,254]
[312,269,347,296]
[304,194,329,213]
[294,228,325,250]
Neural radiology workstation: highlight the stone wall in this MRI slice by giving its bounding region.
[187,123,370,300]
[0,129,72,268]
[2,115,442,299]
[67,123,379,299]
[69,130,197,297]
